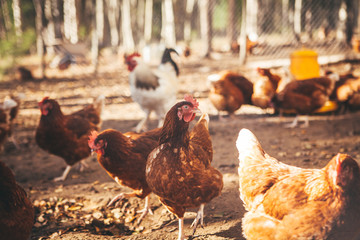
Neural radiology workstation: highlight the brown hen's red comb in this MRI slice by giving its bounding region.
[184,94,199,108]
[127,53,141,59]
[38,96,50,106]
[88,131,99,149]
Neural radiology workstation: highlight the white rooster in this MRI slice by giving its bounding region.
[125,48,179,132]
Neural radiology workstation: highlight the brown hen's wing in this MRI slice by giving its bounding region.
[65,115,98,138]
[71,96,104,127]
[125,127,162,141]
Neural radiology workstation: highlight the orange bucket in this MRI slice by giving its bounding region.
[290,49,320,80]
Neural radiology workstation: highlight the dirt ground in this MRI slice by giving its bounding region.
[1,53,360,240]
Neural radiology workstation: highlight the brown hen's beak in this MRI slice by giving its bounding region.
[193,108,202,115]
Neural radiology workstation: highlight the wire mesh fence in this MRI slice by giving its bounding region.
[131,0,360,66]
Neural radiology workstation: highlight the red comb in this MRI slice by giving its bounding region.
[38,96,50,106]
[184,94,199,108]
[127,52,141,60]
[88,131,99,149]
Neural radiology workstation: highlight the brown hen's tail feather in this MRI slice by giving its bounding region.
[93,95,105,115]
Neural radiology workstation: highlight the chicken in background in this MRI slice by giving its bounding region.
[333,73,360,111]
[0,95,22,152]
[0,161,34,240]
[251,67,281,109]
[272,72,339,128]
[237,128,360,240]
[207,71,253,120]
[146,95,223,240]
[125,48,179,133]
[16,67,34,82]
[88,127,162,223]
[36,95,105,181]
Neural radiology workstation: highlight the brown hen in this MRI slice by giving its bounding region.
[237,128,360,240]
[36,96,104,181]
[146,95,223,240]
[208,71,253,120]
[88,127,162,223]
[272,73,338,127]
[251,68,281,109]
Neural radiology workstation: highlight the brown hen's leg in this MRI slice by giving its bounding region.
[284,115,299,128]
[300,115,309,128]
[191,204,205,235]
[107,192,136,207]
[53,165,72,182]
[178,217,185,240]
[135,109,151,133]
[78,159,89,172]
[136,196,153,224]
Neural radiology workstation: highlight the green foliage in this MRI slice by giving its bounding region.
[0,28,36,58]
[213,0,228,31]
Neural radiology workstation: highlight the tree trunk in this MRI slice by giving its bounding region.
[239,0,247,64]
[137,0,145,46]
[246,0,257,37]
[282,0,289,34]
[91,0,99,74]
[345,0,355,45]
[227,0,237,44]
[12,0,22,43]
[44,0,56,55]
[121,0,135,52]
[96,0,104,45]
[144,0,153,44]
[0,0,11,36]
[51,0,62,39]
[184,0,195,43]
[32,0,45,78]
[64,0,78,43]
[106,0,119,52]
[199,0,213,57]
[161,0,176,47]
[294,0,302,42]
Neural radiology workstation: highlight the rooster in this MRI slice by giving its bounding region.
[36,96,105,181]
[207,71,253,120]
[88,127,162,223]
[237,128,360,240]
[146,95,223,240]
[125,48,179,132]
[0,161,34,240]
